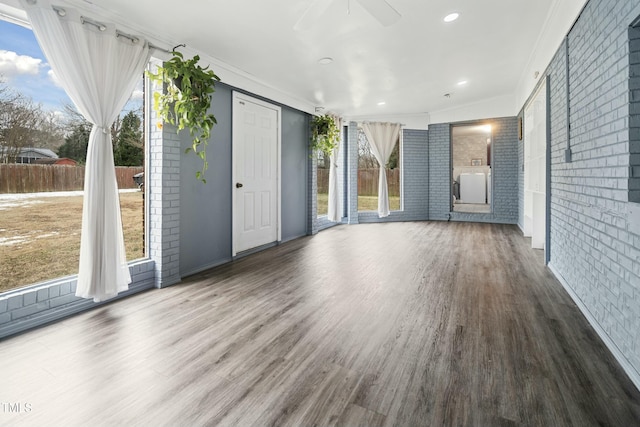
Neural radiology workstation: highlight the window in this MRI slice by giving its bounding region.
[357,128,401,211]
[316,149,329,217]
[0,19,146,294]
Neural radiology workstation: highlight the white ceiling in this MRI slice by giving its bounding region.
[2,0,587,127]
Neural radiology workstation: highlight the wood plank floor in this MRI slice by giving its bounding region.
[0,222,639,426]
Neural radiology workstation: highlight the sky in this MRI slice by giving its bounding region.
[0,19,143,116]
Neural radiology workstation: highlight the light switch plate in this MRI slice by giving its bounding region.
[629,203,640,236]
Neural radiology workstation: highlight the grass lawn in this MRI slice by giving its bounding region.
[316,193,400,216]
[0,191,144,294]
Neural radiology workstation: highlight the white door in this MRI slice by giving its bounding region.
[524,81,547,249]
[232,93,281,255]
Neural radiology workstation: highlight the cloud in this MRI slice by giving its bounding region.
[0,50,42,78]
[130,89,144,101]
[47,69,63,87]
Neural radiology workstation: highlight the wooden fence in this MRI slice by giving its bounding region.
[317,168,400,196]
[0,164,144,193]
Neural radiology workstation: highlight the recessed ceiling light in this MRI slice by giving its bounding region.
[377,101,386,106]
[318,57,333,65]
[444,13,459,23]
[457,80,468,86]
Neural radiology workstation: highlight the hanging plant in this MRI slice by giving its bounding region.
[147,47,220,183]
[310,114,339,157]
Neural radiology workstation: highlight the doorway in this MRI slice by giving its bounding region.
[232,92,281,255]
[451,123,493,214]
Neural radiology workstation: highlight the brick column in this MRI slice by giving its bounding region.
[347,122,359,223]
[148,59,181,288]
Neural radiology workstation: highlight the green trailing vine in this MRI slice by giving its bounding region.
[310,114,339,157]
[147,47,220,183]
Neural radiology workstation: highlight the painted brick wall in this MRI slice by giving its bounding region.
[357,128,429,223]
[308,143,319,234]
[0,260,155,339]
[630,24,640,203]
[428,123,451,220]
[149,64,181,287]
[347,122,360,224]
[491,117,519,222]
[542,0,640,386]
[400,129,429,220]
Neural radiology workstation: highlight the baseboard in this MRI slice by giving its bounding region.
[180,258,233,279]
[548,263,640,392]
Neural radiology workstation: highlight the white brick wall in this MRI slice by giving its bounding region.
[148,60,181,287]
[539,0,640,388]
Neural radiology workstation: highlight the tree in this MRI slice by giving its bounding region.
[57,121,90,163]
[357,129,378,169]
[113,110,143,166]
[0,77,65,163]
[0,80,42,163]
[387,141,399,170]
[357,128,400,169]
[57,105,144,166]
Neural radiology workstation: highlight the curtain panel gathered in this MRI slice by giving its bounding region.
[361,122,401,218]
[22,0,150,301]
[327,116,342,222]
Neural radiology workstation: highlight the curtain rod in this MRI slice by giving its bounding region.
[60,5,173,52]
[25,2,174,53]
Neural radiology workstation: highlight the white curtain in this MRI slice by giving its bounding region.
[22,0,150,302]
[361,122,402,218]
[327,116,342,222]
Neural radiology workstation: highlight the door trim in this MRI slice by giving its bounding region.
[231,91,282,256]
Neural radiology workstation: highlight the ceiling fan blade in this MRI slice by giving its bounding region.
[294,0,335,31]
[357,0,401,27]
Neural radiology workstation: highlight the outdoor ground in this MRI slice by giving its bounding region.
[317,193,401,215]
[1,192,400,293]
[0,191,143,293]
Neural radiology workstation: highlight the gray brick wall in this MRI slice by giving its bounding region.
[347,122,360,224]
[490,117,520,223]
[0,260,155,339]
[542,0,640,386]
[428,123,451,220]
[630,24,640,203]
[308,141,319,234]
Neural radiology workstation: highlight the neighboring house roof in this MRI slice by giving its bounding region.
[34,158,77,166]
[18,147,59,159]
[0,147,59,159]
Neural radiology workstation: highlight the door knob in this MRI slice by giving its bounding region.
[236,182,243,188]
